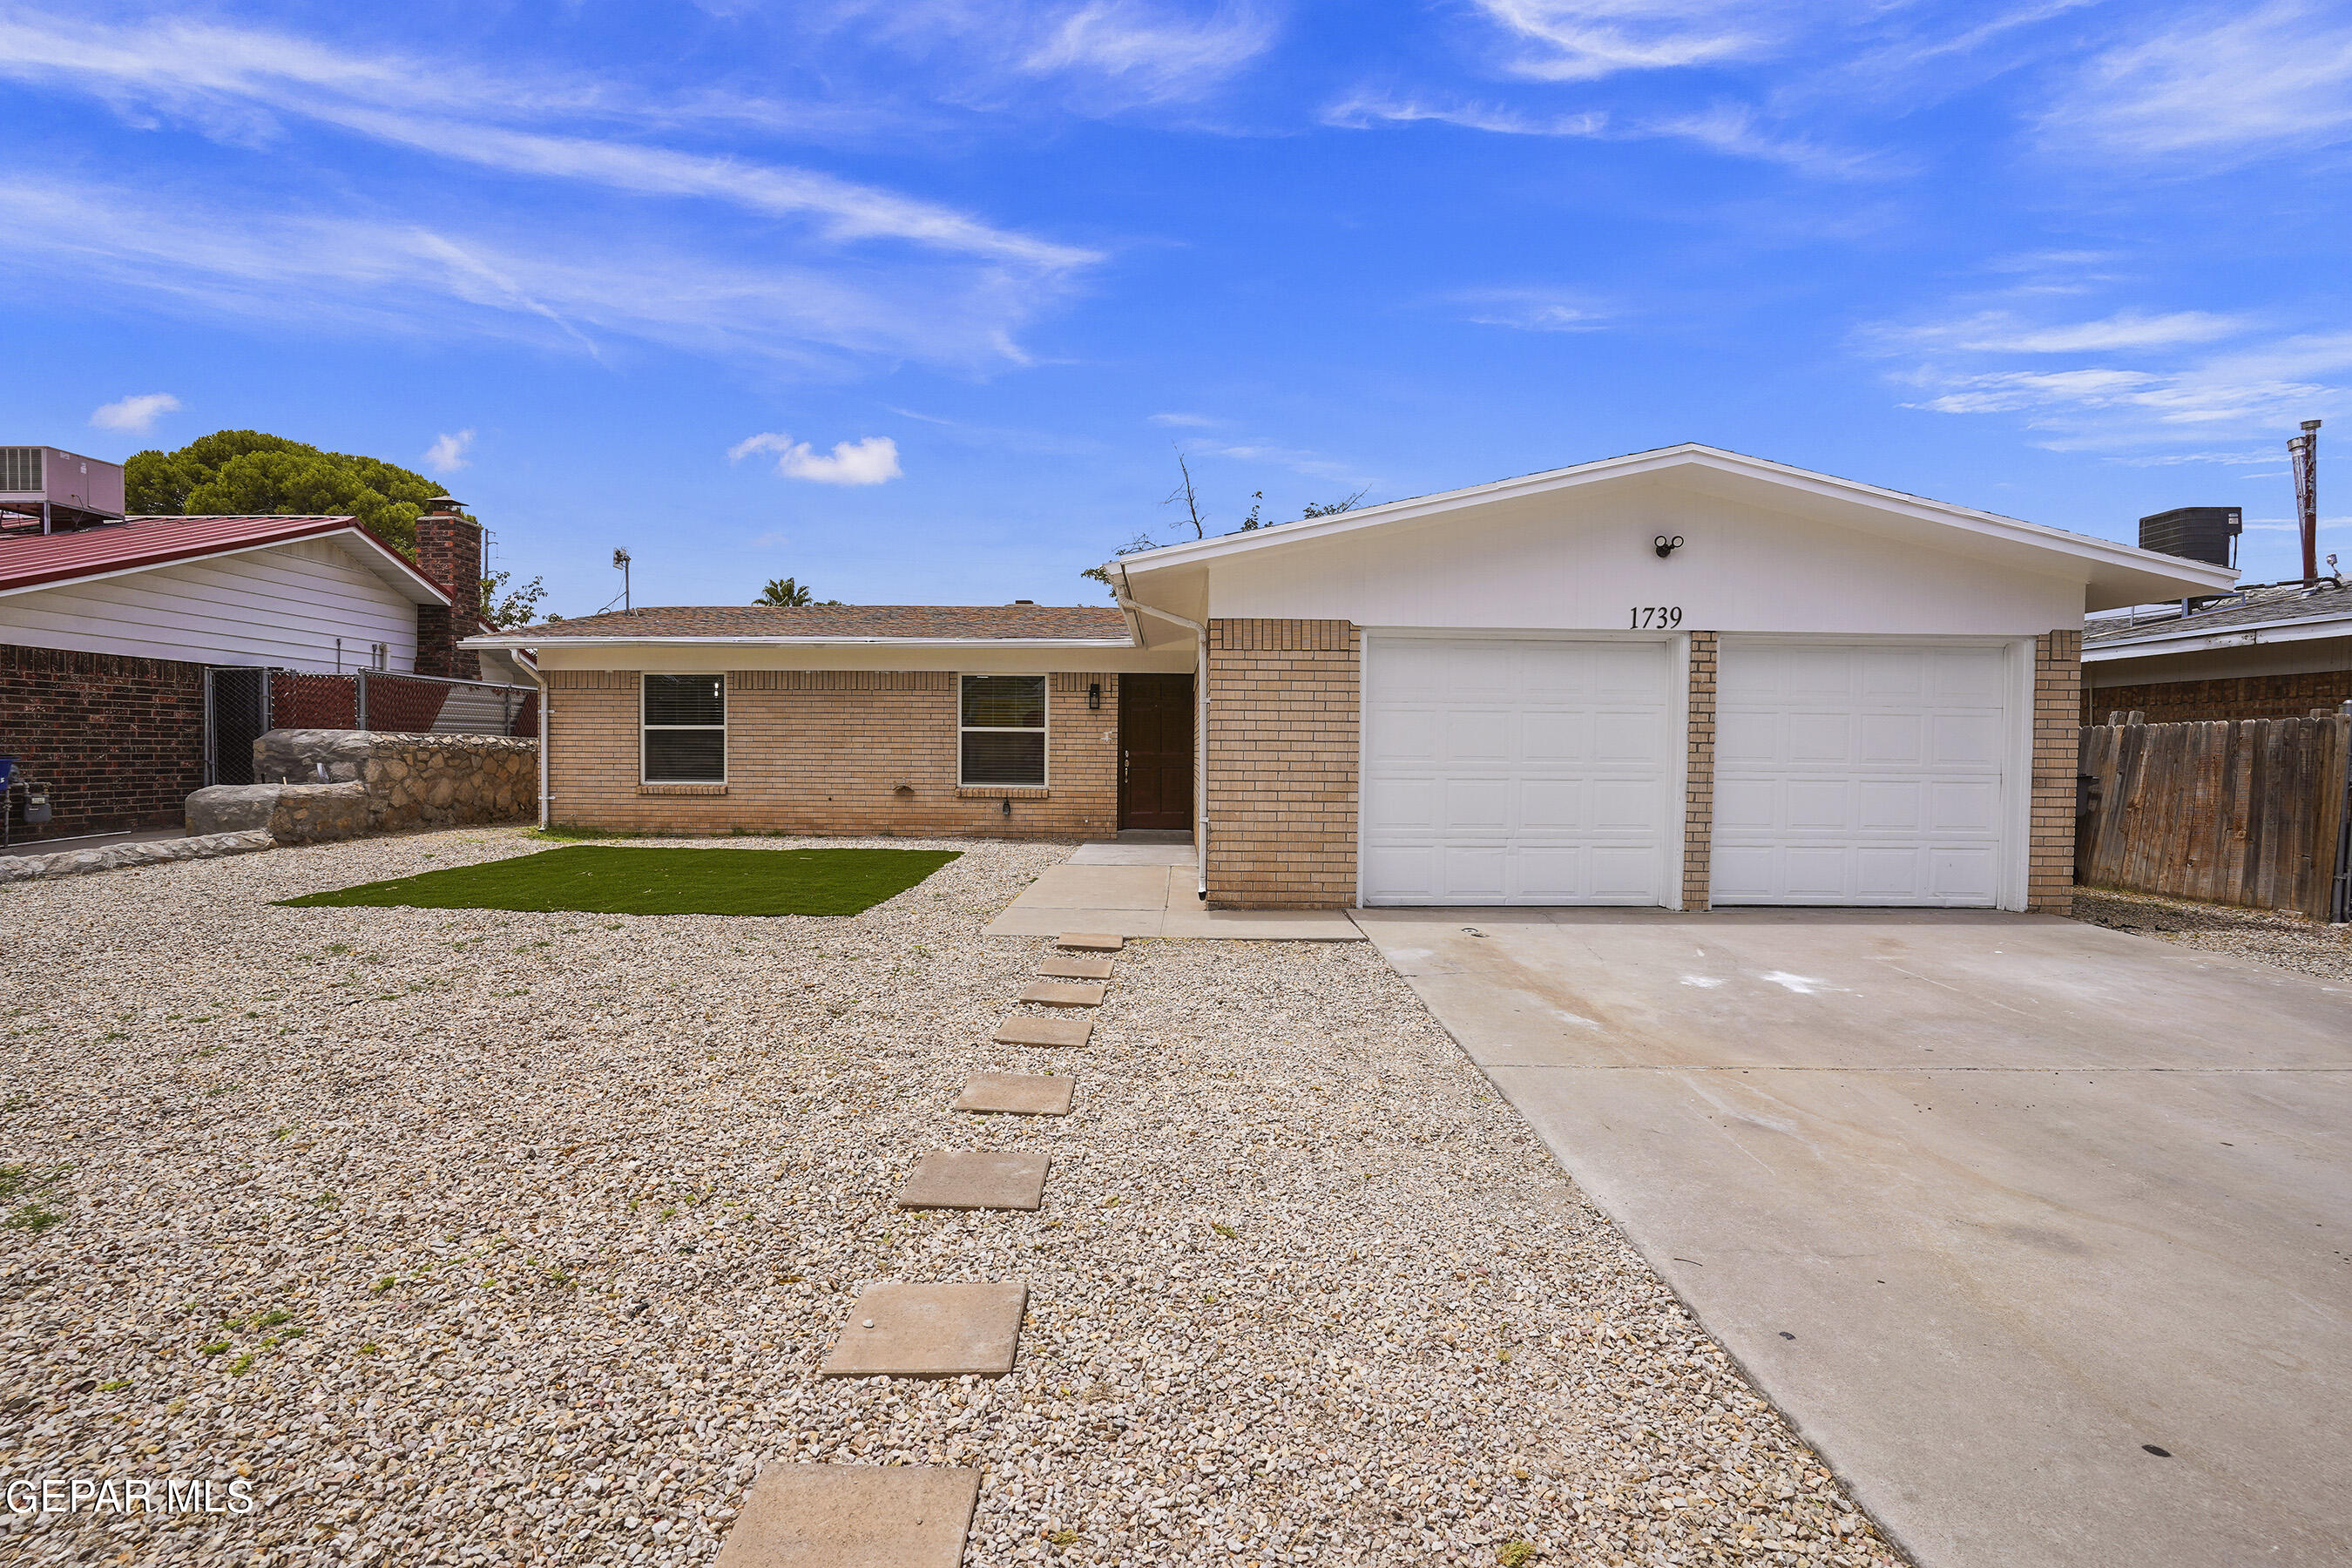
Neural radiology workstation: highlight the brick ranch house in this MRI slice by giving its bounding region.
[0,501,527,842]
[465,444,2232,913]
[2082,576,2352,724]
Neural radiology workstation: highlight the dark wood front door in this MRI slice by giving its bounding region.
[1119,673,1194,831]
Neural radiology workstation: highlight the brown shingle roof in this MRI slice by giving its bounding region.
[2085,579,2352,645]
[490,604,1130,642]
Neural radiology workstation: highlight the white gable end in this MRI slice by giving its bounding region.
[1206,477,2085,637]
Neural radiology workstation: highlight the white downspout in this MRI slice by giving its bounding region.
[537,666,550,831]
[1113,567,1208,898]
[515,653,548,832]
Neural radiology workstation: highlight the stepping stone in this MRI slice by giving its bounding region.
[895,1151,1051,1211]
[992,1015,1093,1048]
[1019,981,1105,1008]
[1057,932,1125,952]
[713,1463,979,1568]
[1038,954,1115,981]
[952,1071,1074,1116]
[821,1283,1027,1379]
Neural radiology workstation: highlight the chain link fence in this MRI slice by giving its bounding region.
[206,667,537,787]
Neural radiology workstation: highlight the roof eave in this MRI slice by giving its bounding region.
[1108,443,2241,598]
[2084,612,2352,660]
[458,633,1138,651]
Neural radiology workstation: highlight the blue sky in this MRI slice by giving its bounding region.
[3,1,2349,612]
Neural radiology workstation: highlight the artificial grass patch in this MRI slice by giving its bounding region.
[277,846,961,917]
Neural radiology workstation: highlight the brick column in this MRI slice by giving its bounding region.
[2029,630,2083,915]
[1204,618,1360,909]
[1682,631,1718,911]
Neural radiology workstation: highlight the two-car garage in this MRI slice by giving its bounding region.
[1362,634,2016,909]
[1114,443,2235,916]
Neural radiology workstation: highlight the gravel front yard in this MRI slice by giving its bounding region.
[2072,885,2352,983]
[1,828,1896,1567]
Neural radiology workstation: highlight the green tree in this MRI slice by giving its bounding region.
[480,568,549,629]
[754,576,841,607]
[1080,470,1372,597]
[125,430,448,558]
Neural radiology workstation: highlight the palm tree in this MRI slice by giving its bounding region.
[755,577,815,606]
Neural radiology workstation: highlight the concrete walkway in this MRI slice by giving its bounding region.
[1352,906,2352,1568]
[983,845,1359,940]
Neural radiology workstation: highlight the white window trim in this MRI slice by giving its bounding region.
[958,672,1050,788]
[641,672,728,786]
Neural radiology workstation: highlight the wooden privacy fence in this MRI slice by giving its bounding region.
[2078,713,2351,921]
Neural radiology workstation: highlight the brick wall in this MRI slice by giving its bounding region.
[1203,618,1360,909]
[2083,668,2352,725]
[1681,631,1718,911]
[2031,630,2083,916]
[543,669,1120,839]
[0,643,206,841]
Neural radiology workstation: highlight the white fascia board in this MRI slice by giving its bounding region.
[2083,614,2352,661]
[0,526,450,607]
[458,634,1136,651]
[1106,443,2240,592]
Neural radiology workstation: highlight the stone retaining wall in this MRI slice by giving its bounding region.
[254,729,537,833]
[186,782,373,845]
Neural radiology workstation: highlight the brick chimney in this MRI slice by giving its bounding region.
[413,497,483,680]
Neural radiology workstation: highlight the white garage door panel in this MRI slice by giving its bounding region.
[1713,642,2010,908]
[1363,637,1674,905]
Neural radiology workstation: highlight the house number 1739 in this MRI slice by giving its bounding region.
[1630,605,1683,628]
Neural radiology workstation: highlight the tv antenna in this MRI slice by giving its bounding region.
[601,548,633,615]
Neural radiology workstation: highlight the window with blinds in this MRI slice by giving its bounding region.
[960,674,1046,787]
[643,673,726,782]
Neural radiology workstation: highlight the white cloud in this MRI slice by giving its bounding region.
[730,431,902,484]
[1147,411,1221,427]
[1889,309,2248,355]
[0,177,1062,370]
[0,14,1096,275]
[1470,0,1776,82]
[1321,91,1882,178]
[423,429,475,474]
[2041,2,2352,161]
[88,391,179,434]
[1181,437,1367,483]
[1323,91,1606,139]
[2104,450,2288,467]
[1899,346,2344,440]
[805,0,1274,113]
[1020,2,1277,105]
[1455,288,1614,332]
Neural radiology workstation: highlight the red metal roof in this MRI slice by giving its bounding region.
[0,515,448,602]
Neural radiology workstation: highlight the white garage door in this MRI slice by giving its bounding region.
[1362,637,1674,905]
[1713,641,2011,907]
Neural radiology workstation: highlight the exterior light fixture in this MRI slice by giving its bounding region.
[1654,534,1684,558]
[1088,682,1102,711]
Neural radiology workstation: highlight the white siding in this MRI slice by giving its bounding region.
[0,538,422,671]
[1205,478,2084,638]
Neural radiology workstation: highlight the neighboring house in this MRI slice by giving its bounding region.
[0,501,520,841]
[2082,578,2352,723]
[466,443,2229,914]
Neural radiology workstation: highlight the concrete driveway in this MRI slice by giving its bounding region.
[1353,907,2352,1568]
